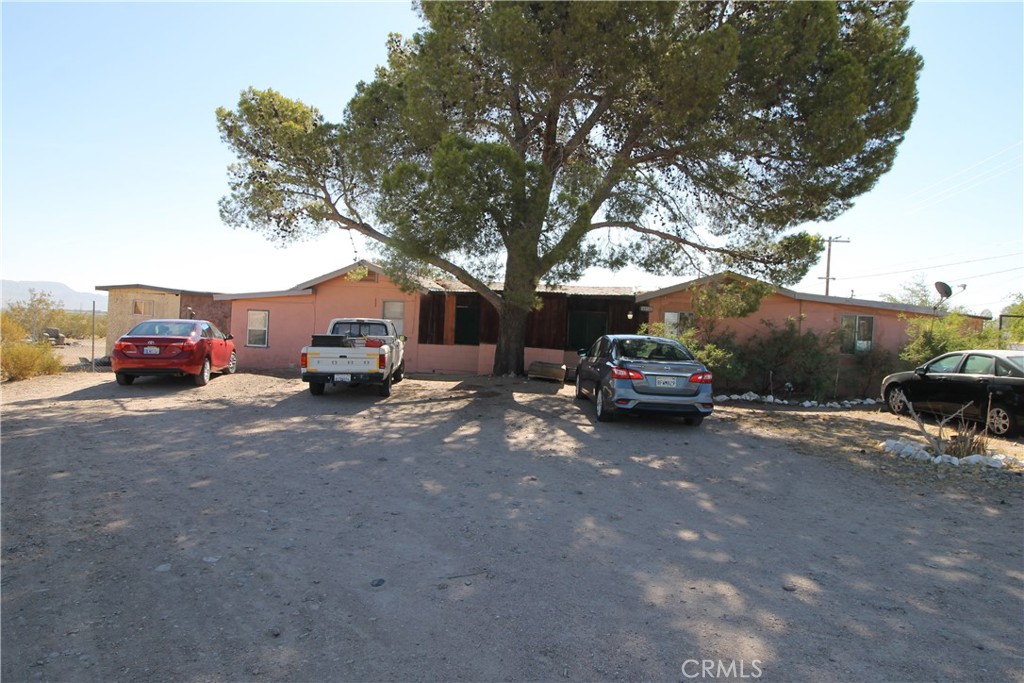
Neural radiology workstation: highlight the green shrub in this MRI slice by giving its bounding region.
[1,341,64,381]
[900,312,1003,368]
[740,318,840,401]
[639,322,747,390]
[850,347,899,398]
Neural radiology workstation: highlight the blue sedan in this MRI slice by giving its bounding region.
[575,334,714,425]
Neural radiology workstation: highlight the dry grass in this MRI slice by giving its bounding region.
[0,342,64,381]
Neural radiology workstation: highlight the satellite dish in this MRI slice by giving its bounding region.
[935,281,953,298]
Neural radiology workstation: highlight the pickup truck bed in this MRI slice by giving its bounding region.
[300,318,406,397]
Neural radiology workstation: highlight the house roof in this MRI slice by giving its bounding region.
[214,260,636,300]
[291,261,402,290]
[425,279,635,298]
[96,284,221,296]
[208,263,987,318]
[636,271,986,319]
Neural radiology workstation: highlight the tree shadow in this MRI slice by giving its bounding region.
[2,374,1021,681]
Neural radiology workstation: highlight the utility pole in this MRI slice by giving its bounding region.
[818,236,850,296]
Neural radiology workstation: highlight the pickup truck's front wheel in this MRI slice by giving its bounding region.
[309,382,325,396]
[378,373,392,398]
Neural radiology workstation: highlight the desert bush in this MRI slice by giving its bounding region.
[849,347,899,398]
[53,310,108,339]
[639,322,747,389]
[1,341,64,381]
[740,318,840,401]
[905,399,988,457]
[900,312,1003,368]
[3,289,62,339]
[1,316,29,342]
[3,289,107,340]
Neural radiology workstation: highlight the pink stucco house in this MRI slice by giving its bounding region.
[212,261,638,375]
[638,272,953,357]
[211,263,982,392]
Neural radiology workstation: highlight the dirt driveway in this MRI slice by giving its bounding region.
[2,370,1022,682]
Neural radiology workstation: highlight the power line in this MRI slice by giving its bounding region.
[834,252,1023,280]
[905,160,1023,215]
[945,266,1023,283]
[900,140,1023,202]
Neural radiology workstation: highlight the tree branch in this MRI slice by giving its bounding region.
[316,186,505,310]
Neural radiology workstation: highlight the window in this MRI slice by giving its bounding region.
[331,321,390,336]
[840,315,874,354]
[928,353,963,373]
[962,354,994,375]
[246,310,269,347]
[382,301,405,336]
[664,311,694,336]
[131,299,154,316]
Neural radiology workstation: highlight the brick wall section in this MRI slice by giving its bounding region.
[180,294,232,333]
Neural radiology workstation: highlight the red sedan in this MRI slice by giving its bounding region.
[112,319,237,387]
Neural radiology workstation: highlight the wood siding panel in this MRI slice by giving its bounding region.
[526,294,567,349]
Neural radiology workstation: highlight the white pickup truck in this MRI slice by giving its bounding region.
[300,318,406,397]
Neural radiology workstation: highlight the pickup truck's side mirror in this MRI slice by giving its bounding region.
[915,366,927,377]
[578,349,586,357]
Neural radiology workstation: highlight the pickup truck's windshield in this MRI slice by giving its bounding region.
[331,322,390,337]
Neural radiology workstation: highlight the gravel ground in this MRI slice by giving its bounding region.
[2,356,1022,682]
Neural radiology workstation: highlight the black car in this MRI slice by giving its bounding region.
[881,350,1024,436]
[575,334,714,424]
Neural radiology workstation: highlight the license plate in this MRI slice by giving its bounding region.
[143,346,160,355]
[655,376,676,388]
[334,373,351,382]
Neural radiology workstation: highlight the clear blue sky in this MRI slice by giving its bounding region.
[3,1,1022,315]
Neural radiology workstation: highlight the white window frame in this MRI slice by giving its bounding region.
[663,311,694,337]
[841,314,874,354]
[382,300,405,336]
[246,310,269,348]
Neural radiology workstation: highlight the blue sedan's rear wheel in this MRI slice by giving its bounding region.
[595,386,614,422]
[684,415,704,427]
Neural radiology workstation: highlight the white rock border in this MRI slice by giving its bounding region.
[714,392,878,409]
[878,438,1023,469]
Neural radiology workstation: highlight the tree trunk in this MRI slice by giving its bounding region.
[492,247,539,376]
[493,301,529,376]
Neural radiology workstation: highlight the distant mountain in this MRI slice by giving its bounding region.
[2,281,108,312]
